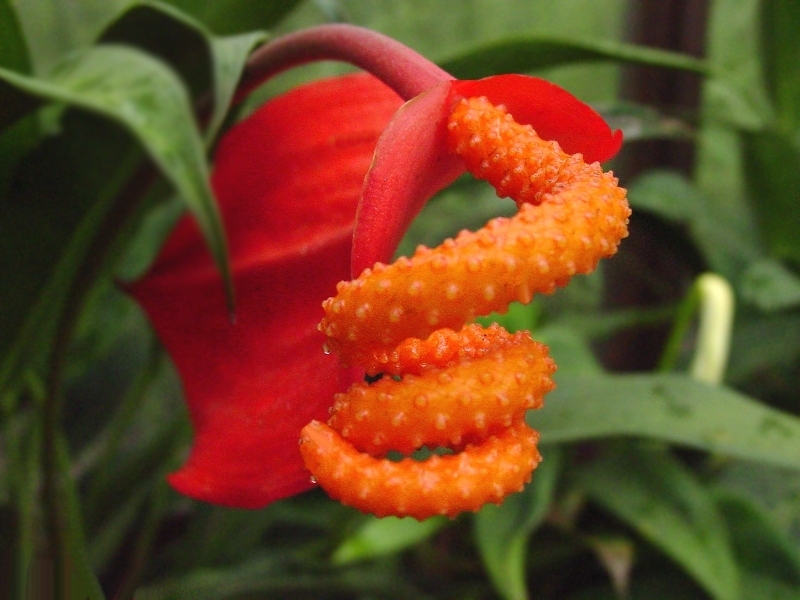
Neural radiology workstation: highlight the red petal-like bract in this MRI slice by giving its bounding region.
[451,75,623,163]
[352,82,462,277]
[130,74,403,508]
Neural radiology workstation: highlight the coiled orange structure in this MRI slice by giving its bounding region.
[300,96,631,520]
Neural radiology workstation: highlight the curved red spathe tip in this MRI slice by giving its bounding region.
[451,75,623,163]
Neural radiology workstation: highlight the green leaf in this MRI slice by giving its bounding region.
[739,259,800,312]
[49,433,107,600]
[0,0,39,171]
[160,0,301,35]
[701,0,774,131]
[203,32,267,143]
[760,0,800,134]
[694,0,774,275]
[0,46,231,394]
[741,573,800,600]
[0,111,142,394]
[728,313,800,383]
[99,1,267,145]
[11,0,131,73]
[548,306,675,345]
[0,45,230,298]
[135,555,435,600]
[536,326,603,376]
[99,2,218,98]
[627,170,703,222]
[292,0,629,104]
[707,490,800,599]
[0,80,39,200]
[0,0,31,74]
[741,130,800,262]
[576,445,740,600]
[473,446,562,600]
[714,461,800,553]
[532,373,800,471]
[333,516,448,565]
[715,492,800,586]
[441,36,709,80]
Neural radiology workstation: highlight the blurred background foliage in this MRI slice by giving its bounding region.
[1,0,799,599]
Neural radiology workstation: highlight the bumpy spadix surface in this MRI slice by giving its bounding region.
[300,96,630,520]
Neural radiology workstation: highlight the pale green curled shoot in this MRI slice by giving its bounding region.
[689,273,735,385]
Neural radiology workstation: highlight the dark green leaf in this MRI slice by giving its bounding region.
[760,0,800,134]
[728,313,800,384]
[741,573,800,600]
[474,446,562,600]
[715,492,800,586]
[0,115,40,199]
[160,0,302,35]
[0,0,39,132]
[701,0,774,130]
[0,112,141,394]
[567,571,710,600]
[627,170,704,223]
[0,0,31,74]
[135,555,435,600]
[576,445,740,600]
[440,36,709,80]
[204,31,267,143]
[547,306,675,345]
[741,130,800,262]
[99,2,217,98]
[12,0,131,73]
[532,373,800,471]
[739,259,800,312]
[0,44,231,391]
[536,326,603,376]
[714,461,800,557]
[0,45,230,295]
[99,1,267,145]
[53,433,107,600]
[0,0,38,197]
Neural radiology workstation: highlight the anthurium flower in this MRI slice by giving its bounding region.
[131,24,625,510]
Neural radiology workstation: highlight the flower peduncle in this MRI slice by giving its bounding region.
[239,24,453,102]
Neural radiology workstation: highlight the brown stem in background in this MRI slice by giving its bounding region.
[601,0,711,372]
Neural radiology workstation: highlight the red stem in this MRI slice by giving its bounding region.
[239,24,453,102]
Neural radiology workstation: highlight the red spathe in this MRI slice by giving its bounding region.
[130,74,403,508]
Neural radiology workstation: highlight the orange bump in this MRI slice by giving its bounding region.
[300,420,542,520]
[328,326,554,456]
